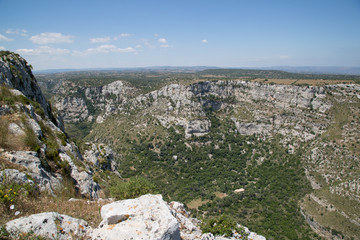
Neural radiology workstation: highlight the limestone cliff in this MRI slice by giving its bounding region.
[0,51,119,199]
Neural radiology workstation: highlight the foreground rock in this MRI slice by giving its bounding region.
[6,212,92,240]
[91,194,180,240]
[4,194,266,240]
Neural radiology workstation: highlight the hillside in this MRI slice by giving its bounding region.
[0,51,269,240]
[37,66,360,239]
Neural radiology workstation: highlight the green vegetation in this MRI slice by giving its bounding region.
[109,176,157,200]
[198,68,360,81]
[0,176,37,208]
[85,104,317,238]
[34,68,360,239]
[0,226,47,240]
[23,125,40,152]
[201,215,248,237]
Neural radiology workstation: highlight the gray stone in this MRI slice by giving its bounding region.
[185,120,211,138]
[8,122,25,136]
[1,151,62,193]
[91,194,180,240]
[83,143,118,172]
[6,212,92,240]
[55,96,89,122]
[0,53,60,129]
[0,169,34,185]
[0,104,11,115]
[59,153,100,199]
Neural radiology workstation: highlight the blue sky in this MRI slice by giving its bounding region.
[0,0,359,70]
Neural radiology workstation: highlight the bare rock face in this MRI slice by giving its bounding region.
[59,153,100,199]
[53,80,137,124]
[0,169,34,186]
[6,212,92,240]
[0,51,63,130]
[0,51,101,200]
[54,96,89,122]
[91,194,181,240]
[83,143,118,172]
[169,201,202,240]
[185,120,211,138]
[0,151,62,194]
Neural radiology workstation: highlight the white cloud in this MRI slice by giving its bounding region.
[202,39,208,43]
[160,44,170,48]
[73,44,136,56]
[158,38,167,44]
[6,29,28,36]
[90,34,130,43]
[0,34,13,42]
[16,46,70,55]
[29,32,73,44]
[142,39,155,49]
[90,37,111,43]
[0,46,5,50]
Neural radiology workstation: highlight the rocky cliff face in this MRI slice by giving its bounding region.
[0,52,63,131]
[53,79,334,142]
[0,51,122,199]
[53,81,327,144]
[53,79,137,123]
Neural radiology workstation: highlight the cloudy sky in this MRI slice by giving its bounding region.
[0,0,359,70]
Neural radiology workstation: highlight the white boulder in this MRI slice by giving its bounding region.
[91,194,180,240]
[6,212,92,240]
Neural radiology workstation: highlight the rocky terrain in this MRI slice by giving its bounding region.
[40,67,360,239]
[2,51,359,239]
[0,51,268,239]
[5,194,265,240]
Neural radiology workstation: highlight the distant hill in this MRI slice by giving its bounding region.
[34,66,219,74]
[35,66,360,75]
[256,66,360,75]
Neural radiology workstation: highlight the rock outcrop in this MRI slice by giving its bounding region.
[55,96,89,122]
[83,143,118,172]
[6,212,92,240]
[0,51,63,130]
[52,78,336,141]
[0,51,110,199]
[53,79,137,123]
[92,194,180,240]
[4,194,266,240]
[0,151,62,194]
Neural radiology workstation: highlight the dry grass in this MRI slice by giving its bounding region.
[0,155,27,171]
[0,114,41,152]
[214,191,227,199]
[187,198,210,209]
[0,117,10,149]
[0,116,29,151]
[301,193,360,239]
[0,179,112,227]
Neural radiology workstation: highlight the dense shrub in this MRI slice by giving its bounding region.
[110,176,156,200]
[201,215,248,237]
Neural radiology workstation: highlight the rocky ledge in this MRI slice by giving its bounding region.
[5,194,265,240]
